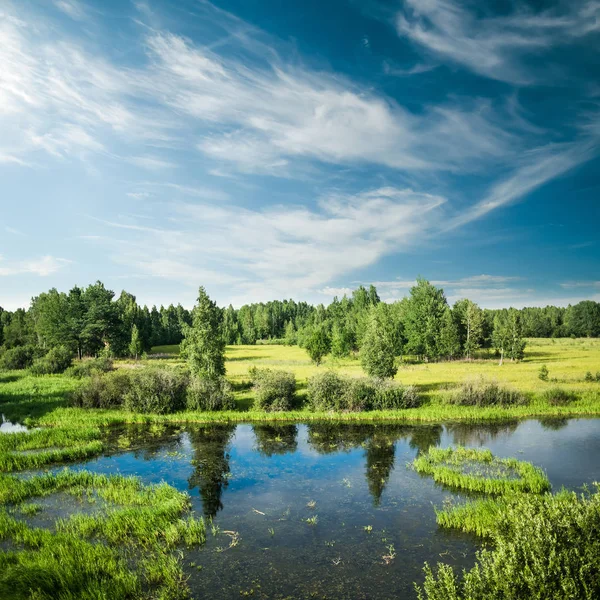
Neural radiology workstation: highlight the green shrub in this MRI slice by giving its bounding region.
[585,371,594,382]
[65,357,113,378]
[344,378,377,411]
[250,367,296,411]
[538,364,549,381]
[373,381,421,409]
[417,487,600,600]
[186,376,235,411]
[123,368,189,414]
[448,378,527,407]
[30,346,73,375]
[306,371,345,411]
[0,345,41,370]
[542,386,578,405]
[70,371,132,408]
[307,372,421,412]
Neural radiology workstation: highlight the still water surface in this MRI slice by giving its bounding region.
[42,419,600,599]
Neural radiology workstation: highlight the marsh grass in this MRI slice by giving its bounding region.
[0,469,205,599]
[413,447,550,494]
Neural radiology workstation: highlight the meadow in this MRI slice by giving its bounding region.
[1,338,600,430]
[2,338,600,599]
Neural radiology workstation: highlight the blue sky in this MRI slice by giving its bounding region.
[1,0,599,310]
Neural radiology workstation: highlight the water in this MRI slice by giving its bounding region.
[29,419,600,598]
[0,414,30,433]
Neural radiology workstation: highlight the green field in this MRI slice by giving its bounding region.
[149,337,600,404]
[3,337,598,429]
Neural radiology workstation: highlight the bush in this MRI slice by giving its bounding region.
[307,372,421,412]
[344,378,377,411]
[542,386,578,406]
[186,376,235,411]
[585,371,594,382]
[30,346,73,375]
[0,345,40,370]
[372,381,421,409]
[538,364,549,381]
[448,378,527,407]
[250,367,296,411]
[70,371,132,409]
[123,367,189,414]
[417,487,600,600]
[306,371,345,411]
[65,357,114,378]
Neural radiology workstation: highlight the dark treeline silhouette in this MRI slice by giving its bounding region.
[0,278,598,361]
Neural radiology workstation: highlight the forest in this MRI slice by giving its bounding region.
[1,279,599,371]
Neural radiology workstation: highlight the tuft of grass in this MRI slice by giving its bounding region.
[0,469,205,600]
[542,386,578,406]
[413,446,550,494]
[447,378,527,407]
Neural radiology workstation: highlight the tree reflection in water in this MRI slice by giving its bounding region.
[188,425,236,519]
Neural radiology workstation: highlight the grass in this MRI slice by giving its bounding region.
[0,469,206,599]
[0,338,599,433]
[413,446,551,494]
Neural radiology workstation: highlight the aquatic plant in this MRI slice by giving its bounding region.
[0,469,206,600]
[413,446,550,494]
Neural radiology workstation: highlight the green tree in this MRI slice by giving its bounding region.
[403,279,448,360]
[304,323,330,366]
[455,299,484,359]
[181,287,226,377]
[283,320,297,346]
[330,321,352,358]
[439,308,461,359]
[360,309,397,379]
[129,324,142,359]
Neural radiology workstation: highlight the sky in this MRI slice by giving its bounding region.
[0,0,599,311]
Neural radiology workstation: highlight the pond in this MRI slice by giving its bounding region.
[32,418,600,598]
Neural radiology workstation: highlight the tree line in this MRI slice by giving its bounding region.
[0,278,599,363]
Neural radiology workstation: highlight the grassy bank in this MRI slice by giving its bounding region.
[1,337,600,430]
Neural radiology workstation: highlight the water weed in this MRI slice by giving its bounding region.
[413,446,550,494]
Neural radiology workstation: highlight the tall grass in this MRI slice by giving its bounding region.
[0,469,206,599]
[413,446,550,494]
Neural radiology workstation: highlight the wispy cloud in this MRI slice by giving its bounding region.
[53,0,86,20]
[560,280,600,289]
[444,140,599,230]
[0,255,71,277]
[86,186,445,303]
[396,0,600,84]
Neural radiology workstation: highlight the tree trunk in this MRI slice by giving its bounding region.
[499,348,504,366]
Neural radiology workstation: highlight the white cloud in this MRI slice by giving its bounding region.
[87,186,445,304]
[127,156,177,170]
[444,140,599,230]
[560,281,600,289]
[53,0,86,20]
[145,31,517,174]
[0,255,71,277]
[396,0,600,84]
